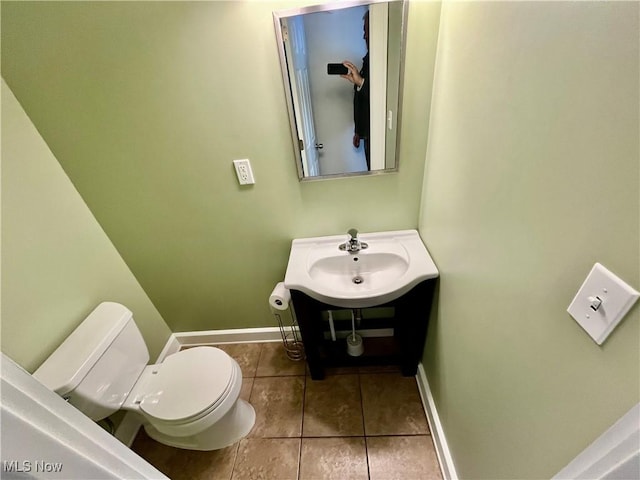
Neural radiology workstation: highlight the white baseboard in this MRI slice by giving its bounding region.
[155,335,181,361]
[115,326,284,446]
[173,326,284,347]
[416,363,458,480]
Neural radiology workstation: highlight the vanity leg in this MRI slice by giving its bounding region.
[307,361,325,380]
[290,290,325,380]
[395,280,436,377]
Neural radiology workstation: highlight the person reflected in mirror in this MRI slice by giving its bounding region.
[341,10,370,170]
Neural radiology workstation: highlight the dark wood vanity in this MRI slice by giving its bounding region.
[290,279,436,380]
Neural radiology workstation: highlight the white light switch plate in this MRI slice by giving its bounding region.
[567,263,639,345]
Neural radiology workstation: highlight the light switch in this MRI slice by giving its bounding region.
[567,263,639,345]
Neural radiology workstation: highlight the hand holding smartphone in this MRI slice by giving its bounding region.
[327,63,349,75]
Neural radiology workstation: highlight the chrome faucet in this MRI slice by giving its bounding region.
[339,228,368,253]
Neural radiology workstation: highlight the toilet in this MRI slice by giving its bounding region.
[33,302,255,451]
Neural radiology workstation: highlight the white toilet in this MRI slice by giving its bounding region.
[33,302,255,451]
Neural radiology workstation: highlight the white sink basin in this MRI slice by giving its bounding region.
[284,229,439,308]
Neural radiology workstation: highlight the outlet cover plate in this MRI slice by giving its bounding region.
[567,263,639,345]
[233,159,255,185]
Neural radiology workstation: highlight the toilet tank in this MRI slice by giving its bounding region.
[33,302,150,421]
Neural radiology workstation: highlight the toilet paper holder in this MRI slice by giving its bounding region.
[274,310,305,362]
[269,282,304,362]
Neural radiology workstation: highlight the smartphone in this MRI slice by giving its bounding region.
[327,63,348,75]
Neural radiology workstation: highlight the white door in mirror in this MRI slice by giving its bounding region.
[567,263,639,345]
[233,159,255,185]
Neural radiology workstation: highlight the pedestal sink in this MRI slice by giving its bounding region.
[284,229,438,308]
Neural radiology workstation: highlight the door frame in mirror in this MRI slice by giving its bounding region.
[273,0,408,181]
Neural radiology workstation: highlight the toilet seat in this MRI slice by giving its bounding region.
[139,347,235,424]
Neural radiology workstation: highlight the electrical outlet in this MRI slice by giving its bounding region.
[233,159,255,185]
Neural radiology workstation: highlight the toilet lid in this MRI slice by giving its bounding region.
[139,347,234,423]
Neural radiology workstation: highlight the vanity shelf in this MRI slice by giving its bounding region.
[291,279,436,380]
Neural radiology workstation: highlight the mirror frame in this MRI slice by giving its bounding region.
[273,0,408,181]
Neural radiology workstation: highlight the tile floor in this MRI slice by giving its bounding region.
[131,342,443,480]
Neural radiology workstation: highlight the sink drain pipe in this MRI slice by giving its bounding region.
[328,310,336,341]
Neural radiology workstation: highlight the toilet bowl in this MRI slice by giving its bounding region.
[33,302,255,451]
[124,346,255,450]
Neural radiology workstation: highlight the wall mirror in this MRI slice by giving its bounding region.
[273,0,407,180]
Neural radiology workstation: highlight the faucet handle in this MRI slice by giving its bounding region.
[348,228,358,239]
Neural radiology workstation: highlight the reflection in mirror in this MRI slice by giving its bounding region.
[274,1,406,180]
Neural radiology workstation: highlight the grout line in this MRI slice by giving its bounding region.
[358,372,372,480]
[296,437,302,480]
[297,373,307,480]
[227,441,241,480]
[229,341,255,479]
[251,432,433,440]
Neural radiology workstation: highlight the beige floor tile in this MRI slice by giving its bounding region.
[367,435,442,480]
[360,373,429,435]
[249,376,304,437]
[303,374,364,437]
[215,343,263,378]
[131,343,445,480]
[357,364,401,374]
[299,437,368,480]
[132,429,238,480]
[231,438,300,480]
[256,342,306,377]
[321,365,360,376]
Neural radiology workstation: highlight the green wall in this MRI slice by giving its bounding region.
[1,1,441,332]
[1,80,172,372]
[419,2,639,478]
[7,1,636,476]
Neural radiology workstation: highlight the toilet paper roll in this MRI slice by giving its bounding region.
[269,282,291,311]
